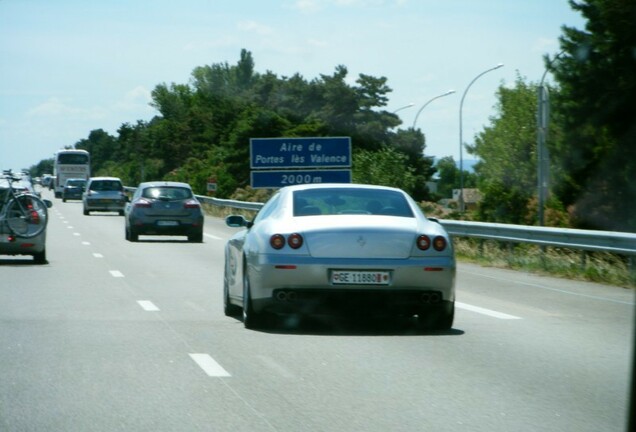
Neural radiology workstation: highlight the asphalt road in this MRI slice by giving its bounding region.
[1,190,634,432]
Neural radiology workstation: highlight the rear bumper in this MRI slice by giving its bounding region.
[247,254,456,315]
[0,230,46,256]
[84,199,126,211]
[131,219,204,236]
[254,289,454,317]
[63,192,83,200]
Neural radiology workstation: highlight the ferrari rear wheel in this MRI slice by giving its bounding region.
[417,303,454,331]
[433,304,454,330]
[242,274,264,329]
[224,267,241,317]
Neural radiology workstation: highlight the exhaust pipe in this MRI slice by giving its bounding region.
[420,292,442,304]
[275,291,298,302]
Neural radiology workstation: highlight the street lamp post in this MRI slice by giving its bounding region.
[459,63,504,212]
[537,51,564,226]
[412,90,456,129]
[392,103,415,114]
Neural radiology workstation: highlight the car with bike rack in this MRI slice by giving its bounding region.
[0,170,52,264]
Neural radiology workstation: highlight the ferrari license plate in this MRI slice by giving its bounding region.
[331,270,390,285]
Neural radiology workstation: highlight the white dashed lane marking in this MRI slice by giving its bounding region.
[109,270,124,278]
[189,354,231,377]
[137,300,160,311]
[456,302,522,320]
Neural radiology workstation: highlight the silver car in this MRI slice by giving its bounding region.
[0,179,52,264]
[83,177,127,215]
[224,183,456,330]
[124,181,204,242]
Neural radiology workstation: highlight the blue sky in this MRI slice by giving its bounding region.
[0,0,586,171]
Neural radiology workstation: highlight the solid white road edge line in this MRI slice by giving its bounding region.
[189,354,231,377]
[456,301,522,320]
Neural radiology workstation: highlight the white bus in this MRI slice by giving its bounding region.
[53,149,91,198]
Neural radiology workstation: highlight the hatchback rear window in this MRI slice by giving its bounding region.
[90,180,122,191]
[142,187,192,200]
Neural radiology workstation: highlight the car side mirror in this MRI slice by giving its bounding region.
[43,199,53,208]
[225,215,249,228]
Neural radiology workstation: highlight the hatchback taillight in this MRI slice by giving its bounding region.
[134,199,152,208]
[30,210,40,225]
[184,199,200,209]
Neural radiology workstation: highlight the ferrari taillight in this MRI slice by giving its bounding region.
[417,234,447,251]
[270,233,304,250]
[270,234,285,249]
[287,233,303,249]
[433,236,447,251]
[416,235,431,250]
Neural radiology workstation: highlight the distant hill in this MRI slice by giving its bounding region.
[459,159,478,172]
[432,158,478,173]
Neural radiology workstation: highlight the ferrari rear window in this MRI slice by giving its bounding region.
[293,188,414,217]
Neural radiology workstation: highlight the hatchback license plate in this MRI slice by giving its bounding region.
[157,220,178,227]
[331,270,390,285]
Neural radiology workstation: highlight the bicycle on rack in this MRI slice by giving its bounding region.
[0,170,49,238]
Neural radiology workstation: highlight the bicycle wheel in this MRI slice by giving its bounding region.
[5,194,48,238]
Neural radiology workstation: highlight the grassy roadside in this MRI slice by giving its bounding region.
[454,238,636,289]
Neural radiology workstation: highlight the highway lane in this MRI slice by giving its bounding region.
[0,191,633,432]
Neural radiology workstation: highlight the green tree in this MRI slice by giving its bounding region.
[352,146,416,192]
[467,74,539,224]
[551,0,636,231]
[435,156,459,199]
[75,129,118,175]
[30,49,436,199]
[29,158,54,177]
[390,128,434,200]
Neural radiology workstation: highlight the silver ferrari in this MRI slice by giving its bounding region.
[224,183,456,330]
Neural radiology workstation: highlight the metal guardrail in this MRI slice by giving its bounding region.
[198,196,264,211]
[440,220,636,256]
[196,194,636,258]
